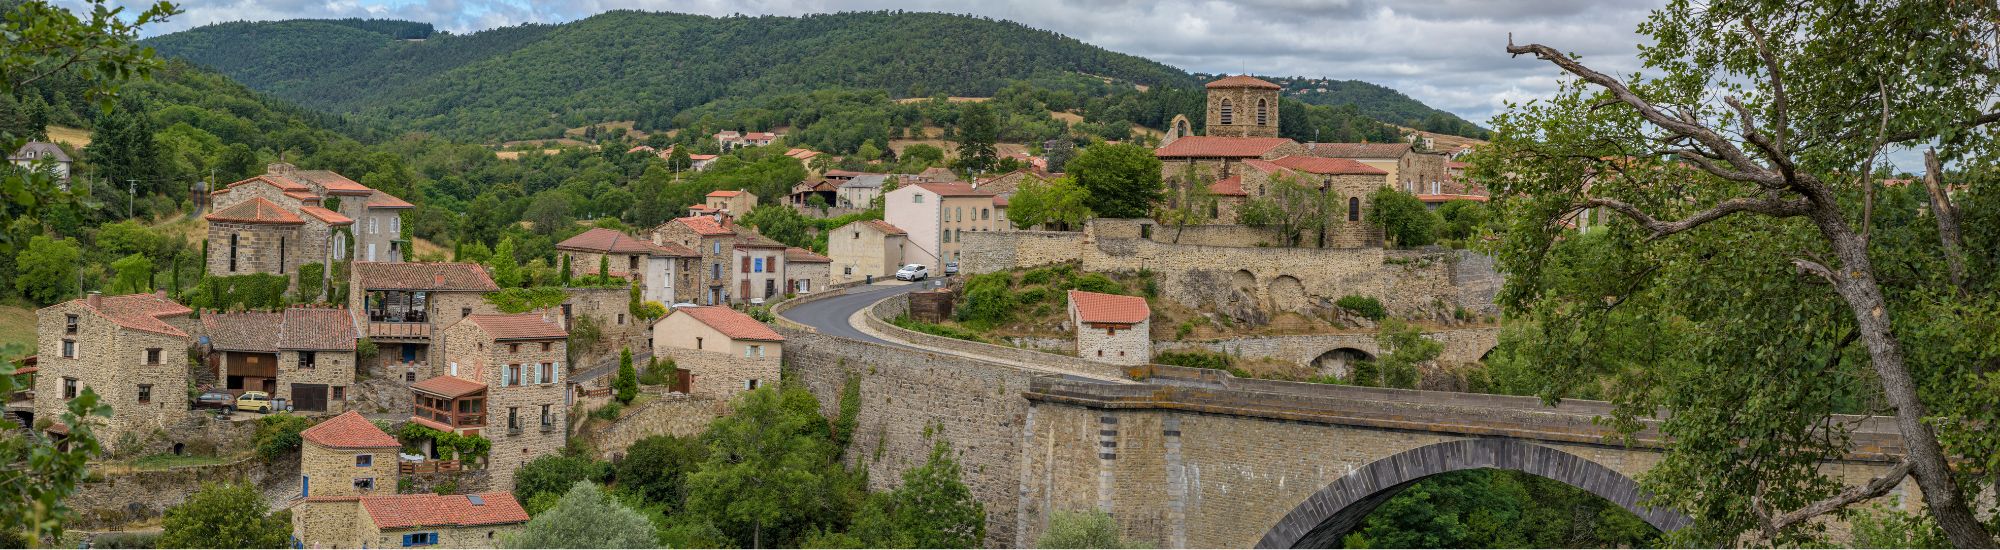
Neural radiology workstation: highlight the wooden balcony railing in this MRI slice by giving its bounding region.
[367,321,433,340]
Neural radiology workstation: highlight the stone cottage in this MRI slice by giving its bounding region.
[204,164,414,281]
[651,214,740,306]
[703,189,758,215]
[299,410,401,498]
[555,228,698,305]
[199,306,358,414]
[1068,290,1151,366]
[828,220,912,286]
[349,262,501,369]
[650,306,782,399]
[33,291,194,452]
[783,247,831,294]
[421,314,568,491]
[293,492,528,548]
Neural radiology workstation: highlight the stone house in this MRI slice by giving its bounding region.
[8,141,71,185]
[782,247,831,294]
[555,228,697,305]
[33,291,194,452]
[1068,290,1151,366]
[884,182,1000,270]
[829,220,914,286]
[651,214,740,306]
[293,492,528,549]
[299,410,400,498]
[732,234,789,304]
[200,306,359,414]
[1202,75,1282,139]
[787,179,837,208]
[349,262,502,368]
[716,130,781,150]
[688,154,718,172]
[1303,142,1450,197]
[422,314,567,491]
[651,306,782,399]
[704,189,758,215]
[205,164,414,281]
[835,174,887,208]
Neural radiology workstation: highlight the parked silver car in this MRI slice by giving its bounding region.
[894,264,929,281]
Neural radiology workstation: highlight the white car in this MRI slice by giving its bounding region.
[894,264,929,281]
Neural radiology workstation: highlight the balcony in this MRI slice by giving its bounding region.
[367,321,433,341]
[413,406,485,429]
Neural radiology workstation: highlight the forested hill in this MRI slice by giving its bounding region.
[145,11,1200,139]
[1257,76,1490,139]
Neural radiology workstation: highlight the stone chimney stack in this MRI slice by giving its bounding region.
[267,162,297,176]
[155,289,168,300]
[86,291,102,309]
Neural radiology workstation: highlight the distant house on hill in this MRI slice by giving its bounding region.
[8,141,71,186]
[716,130,781,151]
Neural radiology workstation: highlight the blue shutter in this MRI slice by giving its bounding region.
[401,534,414,547]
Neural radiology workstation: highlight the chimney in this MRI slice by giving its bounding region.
[267,162,296,176]
[86,291,102,309]
[434,274,446,287]
[155,289,168,300]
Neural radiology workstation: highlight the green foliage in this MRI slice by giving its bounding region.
[1065,273,1121,295]
[88,531,160,549]
[741,204,814,250]
[1234,174,1333,247]
[656,513,736,549]
[953,102,999,173]
[1371,319,1439,389]
[614,434,708,507]
[957,272,1016,328]
[505,481,656,548]
[1066,143,1163,219]
[685,384,858,548]
[159,482,291,549]
[14,235,80,305]
[1036,510,1143,549]
[1846,501,1948,549]
[187,274,291,312]
[831,372,862,449]
[253,413,310,460]
[1338,469,1657,548]
[848,439,984,548]
[589,402,622,421]
[0,368,110,544]
[1435,199,1492,243]
[489,236,524,288]
[514,454,610,511]
[394,422,491,462]
[1366,187,1439,248]
[890,315,988,343]
[1334,295,1386,321]
[1151,350,1232,371]
[484,286,569,314]
[296,262,326,302]
[614,348,638,404]
[638,357,673,386]
[353,337,378,364]
[1006,176,1094,230]
[107,253,152,294]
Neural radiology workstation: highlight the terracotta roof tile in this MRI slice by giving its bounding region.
[300,205,354,225]
[911,183,992,197]
[784,247,830,263]
[1209,175,1247,196]
[354,493,530,529]
[279,307,358,350]
[366,190,414,209]
[205,197,305,225]
[674,306,784,342]
[707,190,743,198]
[292,170,373,195]
[1271,155,1389,175]
[1306,142,1413,159]
[1206,74,1282,89]
[223,175,309,193]
[650,242,698,257]
[556,228,656,255]
[992,195,1009,207]
[1068,290,1150,325]
[411,375,488,399]
[861,220,906,235]
[53,292,193,338]
[460,314,566,341]
[301,411,398,449]
[201,312,283,352]
[1155,137,1296,158]
[353,262,498,291]
[672,215,736,236]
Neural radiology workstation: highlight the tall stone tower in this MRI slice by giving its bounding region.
[1204,75,1282,138]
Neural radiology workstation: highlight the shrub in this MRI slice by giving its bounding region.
[1335,295,1387,321]
[891,315,987,343]
[254,413,310,460]
[513,454,610,508]
[639,357,673,386]
[1066,273,1122,295]
[1036,509,1144,548]
[90,531,160,549]
[1021,267,1058,285]
[1152,350,1232,371]
[958,272,1016,327]
[614,348,638,404]
[590,401,623,421]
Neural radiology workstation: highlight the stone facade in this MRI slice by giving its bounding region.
[830,220,917,285]
[656,348,781,401]
[301,439,399,498]
[436,317,568,492]
[34,293,195,454]
[277,349,357,414]
[69,448,294,530]
[785,255,830,294]
[293,495,526,549]
[1204,82,1280,138]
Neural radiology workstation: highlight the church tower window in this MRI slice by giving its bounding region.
[1256,99,1268,126]
[1219,99,1233,125]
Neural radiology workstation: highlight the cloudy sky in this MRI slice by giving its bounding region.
[104,0,1666,128]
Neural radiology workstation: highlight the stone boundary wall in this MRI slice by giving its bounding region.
[778,327,1038,548]
[1149,224,1284,248]
[581,394,725,460]
[1159,326,1500,366]
[862,293,1127,381]
[402,468,491,495]
[71,452,300,529]
[766,283,861,331]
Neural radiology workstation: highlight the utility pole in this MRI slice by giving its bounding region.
[127,179,137,218]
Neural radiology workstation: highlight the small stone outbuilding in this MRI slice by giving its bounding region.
[1068,290,1152,366]
[299,410,400,498]
[293,492,528,548]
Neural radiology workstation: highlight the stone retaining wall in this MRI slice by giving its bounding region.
[70,453,299,529]
[1158,326,1500,367]
[862,293,1126,381]
[581,394,724,460]
[401,468,491,495]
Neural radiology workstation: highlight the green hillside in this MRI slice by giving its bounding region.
[1259,76,1490,138]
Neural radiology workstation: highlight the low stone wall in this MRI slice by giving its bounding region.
[401,468,491,495]
[1157,326,1500,367]
[580,394,724,459]
[862,293,1126,381]
[71,453,299,529]
[1149,223,1283,248]
[767,283,863,331]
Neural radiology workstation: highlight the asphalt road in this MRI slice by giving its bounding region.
[779,279,936,345]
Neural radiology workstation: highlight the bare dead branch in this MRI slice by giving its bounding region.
[1861,75,1891,241]
[1768,461,1912,533]
[1741,17,1788,155]
[1923,149,1967,292]
[1793,258,1836,284]
[1582,195,1810,240]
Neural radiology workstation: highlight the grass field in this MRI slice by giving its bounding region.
[0,304,34,363]
[44,125,90,148]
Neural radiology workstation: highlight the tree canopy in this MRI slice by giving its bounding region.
[1065,143,1162,219]
[505,481,656,549]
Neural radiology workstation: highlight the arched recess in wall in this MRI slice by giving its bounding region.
[1254,438,1691,548]
[1230,269,1258,304]
[1309,347,1374,379]
[1269,275,1308,312]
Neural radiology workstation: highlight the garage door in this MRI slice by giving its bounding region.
[292,384,327,412]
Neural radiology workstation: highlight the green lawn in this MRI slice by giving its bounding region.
[0,304,34,364]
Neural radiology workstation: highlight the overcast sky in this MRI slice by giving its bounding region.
[108,0,1668,128]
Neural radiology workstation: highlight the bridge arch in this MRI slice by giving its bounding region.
[1255,438,1692,548]
[1309,347,1373,378]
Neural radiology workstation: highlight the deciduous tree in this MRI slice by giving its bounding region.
[504,481,655,548]
[159,482,291,549]
[1066,143,1162,218]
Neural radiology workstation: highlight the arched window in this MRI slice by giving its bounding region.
[1348,197,1361,221]
[1256,99,1268,126]
[1176,119,1191,136]
[1219,99,1234,125]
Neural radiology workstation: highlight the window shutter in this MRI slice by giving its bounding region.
[402,534,414,547]
[741,256,750,272]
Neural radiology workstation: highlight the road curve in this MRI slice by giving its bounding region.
[779,280,1124,383]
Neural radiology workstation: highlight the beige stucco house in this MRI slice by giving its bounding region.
[650,306,782,399]
[828,220,913,285]
[883,182,999,271]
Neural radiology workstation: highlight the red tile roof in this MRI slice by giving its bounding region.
[301,410,399,449]
[1306,142,1413,159]
[992,195,1009,207]
[911,182,993,197]
[205,197,305,225]
[284,190,318,201]
[674,306,783,342]
[56,292,194,338]
[1210,175,1247,196]
[366,190,414,209]
[411,375,488,399]
[201,311,283,352]
[784,247,830,263]
[353,262,498,291]
[672,215,735,236]
[556,228,656,255]
[861,220,906,235]
[1155,136,1296,158]
[1206,75,1282,89]
[825,170,868,178]
[1271,155,1389,175]
[651,242,698,257]
[317,493,529,530]
[460,314,566,341]
[689,154,718,161]
[279,307,358,350]
[707,190,743,198]
[293,170,373,195]
[222,175,309,193]
[299,205,354,225]
[1068,290,1150,325]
